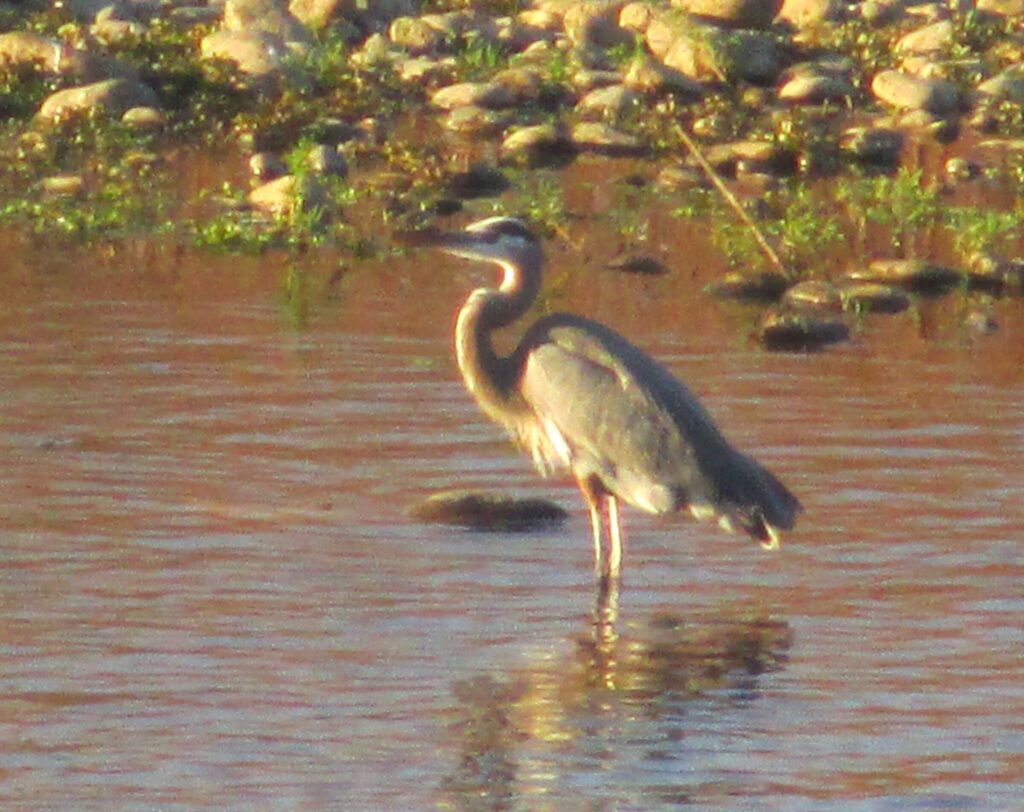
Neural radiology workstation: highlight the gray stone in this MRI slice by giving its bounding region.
[289,0,357,30]
[442,105,515,136]
[575,83,641,118]
[431,81,517,110]
[571,121,645,155]
[623,54,704,96]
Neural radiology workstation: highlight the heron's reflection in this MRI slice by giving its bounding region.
[440,582,792,810]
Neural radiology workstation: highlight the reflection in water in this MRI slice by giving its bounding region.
[442,583,791,810]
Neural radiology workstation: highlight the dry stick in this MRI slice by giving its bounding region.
[677,126,788,276]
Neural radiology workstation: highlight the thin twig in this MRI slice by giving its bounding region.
[677,126,788,276]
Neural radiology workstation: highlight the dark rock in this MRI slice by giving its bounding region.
[758,311,849,351]
[706,271,792,302]
[410,490,568,531]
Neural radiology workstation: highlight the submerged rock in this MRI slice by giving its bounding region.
[846,259,962,295]
[783,279,842,310]
[571,121,645,155]
[758,311,849,351]
[837,282,911,314]
[501,123,575,166]
[411,490,568,531]
[606,254,669,275]
[706,271,792,302]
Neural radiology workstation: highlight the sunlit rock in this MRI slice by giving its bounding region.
[389,15,446,54]
[661,25,788,84]
[248,174,327,216]
[431,80,517,110]
[224,0,312,43]
[895,19,953,56]
[38,174,86,197]
[0,31,63,74]
[121,105,165,131]
[778,70,855,105]
[618,1,656,33]
[670,0,782,30]
[966,253,1024,294]
[410,490,568,531]
[37,77,158,122]
[871,70,962,115]
[777,0,843,27]
[200,29,290,77]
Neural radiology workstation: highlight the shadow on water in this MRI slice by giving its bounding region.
[440,580,792,810]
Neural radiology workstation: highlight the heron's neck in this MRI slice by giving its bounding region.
[454,256,540,425]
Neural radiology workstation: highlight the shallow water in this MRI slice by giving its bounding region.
[1,235,1023,811]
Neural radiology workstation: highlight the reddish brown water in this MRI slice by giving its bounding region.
[1,220,1023,810]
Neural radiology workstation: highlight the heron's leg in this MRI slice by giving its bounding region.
[577,475,608,578]
[606,495,623,580]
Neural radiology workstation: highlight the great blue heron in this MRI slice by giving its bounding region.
[414,216,801,582]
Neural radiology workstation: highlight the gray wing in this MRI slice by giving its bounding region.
[518,316,801,537]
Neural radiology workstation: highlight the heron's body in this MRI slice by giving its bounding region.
[424,216,801,581]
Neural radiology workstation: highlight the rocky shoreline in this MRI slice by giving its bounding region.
[1,0,1022,347]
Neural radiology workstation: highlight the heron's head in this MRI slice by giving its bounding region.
[435,216,540,266]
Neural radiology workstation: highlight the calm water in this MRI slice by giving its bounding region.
[1,236,1023,811]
